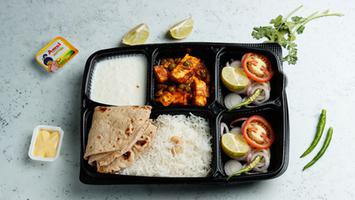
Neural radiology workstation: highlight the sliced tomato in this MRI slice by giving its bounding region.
[242,115,274,149]
[241,53,273,83]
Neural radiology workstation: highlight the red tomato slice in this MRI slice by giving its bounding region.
[242,115,274,149]
[241,53,273,83]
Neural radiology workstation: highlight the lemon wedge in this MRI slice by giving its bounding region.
[221,133,250,158]
[122,23,149,45]
[221,66,250,92]
[169,17,194,39]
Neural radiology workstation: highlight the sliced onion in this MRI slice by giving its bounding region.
[234,150,251,161]
[235,80,251,95]
[246,149,271,172]
[224,160,243,176]
[229,60,241,68]
[235,87,248,95]
[224,93,242,109]
[230,117,248,128]
[246,82,271,105]
[247,82,271,95]
[220,122,229,135]
[230,127,241,134]
[247,149,270,163]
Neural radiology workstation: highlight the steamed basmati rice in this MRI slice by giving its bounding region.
[120,114,212,177]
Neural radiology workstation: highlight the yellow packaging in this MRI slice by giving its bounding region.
[35,36,78,72]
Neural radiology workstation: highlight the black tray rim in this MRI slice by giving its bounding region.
[80,42,289,185]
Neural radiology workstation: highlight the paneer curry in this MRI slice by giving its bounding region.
[153,54,210,106]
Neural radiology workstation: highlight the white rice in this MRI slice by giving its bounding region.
[120,114,212,177]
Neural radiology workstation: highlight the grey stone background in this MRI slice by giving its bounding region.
[1,0,354,199]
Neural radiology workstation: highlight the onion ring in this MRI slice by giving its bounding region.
[246,82,271,105]
[230,118,248,128]
[220,122,229,135]
[230,127,241,134]
[246,149,271,172]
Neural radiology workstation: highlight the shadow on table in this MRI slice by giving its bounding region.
[30,58,51,77]
[70,180,262,199]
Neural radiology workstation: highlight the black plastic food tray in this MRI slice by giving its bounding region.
[80,42,289,185]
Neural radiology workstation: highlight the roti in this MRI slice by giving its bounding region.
[87,121,150,166]
[96,123,157,173]
[84,106,152,160]
[91,121,150,167]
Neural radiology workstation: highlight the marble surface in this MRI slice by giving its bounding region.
[1,0,355,199]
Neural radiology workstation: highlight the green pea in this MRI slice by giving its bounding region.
[155,89,163,96]
[178,84,186,89]
[183,61,190,67]
[168,86,175,93]
[185,85,191,92]
[168,63,176,71]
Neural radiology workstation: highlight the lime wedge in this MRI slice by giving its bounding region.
[122,23,149,45]
[169,17,194,39]
[221,66,250,92]
[221,133,250,158]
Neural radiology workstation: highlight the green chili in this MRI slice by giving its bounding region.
[303,127,333,171]
[300,109,327,158]
[228,89,262,111]
[227,155,262,180]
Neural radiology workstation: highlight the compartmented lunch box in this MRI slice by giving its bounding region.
[80,42,289,184]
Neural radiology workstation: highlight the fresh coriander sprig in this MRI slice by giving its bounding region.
[252,5,343,65]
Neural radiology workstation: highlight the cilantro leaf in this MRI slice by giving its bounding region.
[251,5,343,65]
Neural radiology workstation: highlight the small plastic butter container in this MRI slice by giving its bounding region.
[28,125,64,162]
[35,36,78,72]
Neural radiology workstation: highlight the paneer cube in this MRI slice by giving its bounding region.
[193,95,207,106]
[192,78,208,97]
[157,91,175,106]
[169,54,200,84]
[169,67,193,84]
[172,91,189,105]
[192,77,208,106]
[154,65,169,83]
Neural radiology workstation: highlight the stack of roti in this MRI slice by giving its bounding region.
[84,105,157,173]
